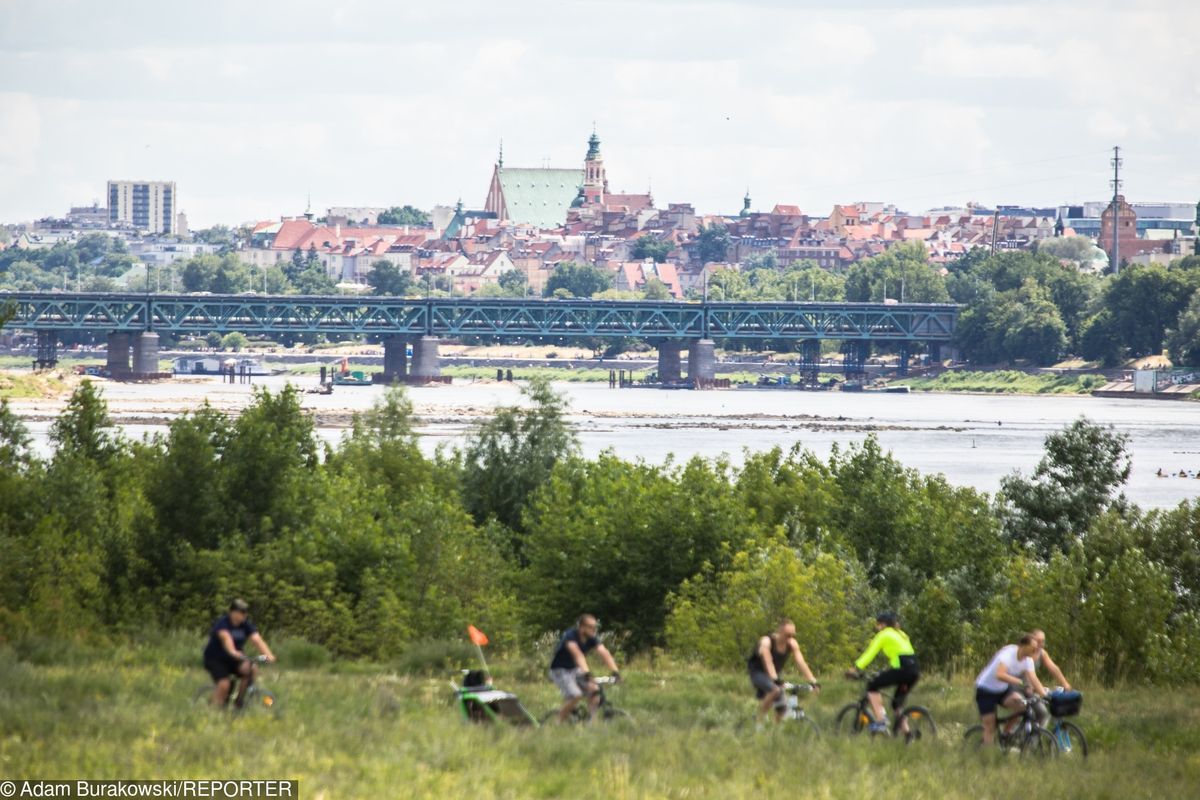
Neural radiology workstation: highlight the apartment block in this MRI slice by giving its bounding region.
[107,180,177,234]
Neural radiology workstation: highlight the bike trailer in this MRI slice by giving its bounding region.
[1048,689,1082,717]
[454,672,537,726]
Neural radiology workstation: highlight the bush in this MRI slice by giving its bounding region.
[395,639,477,676]
[273,637,332,669]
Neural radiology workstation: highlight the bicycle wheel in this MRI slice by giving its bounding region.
[1052,721,1088,759]
[782,712,821,740]
[1019,727,1059,759]
[962,724,987,750]
[835,702,871,735]
[897,706,936,743]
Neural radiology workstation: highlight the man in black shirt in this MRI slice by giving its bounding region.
[747,618,820,724]
[548,614,621,722]
[203,599,275,708]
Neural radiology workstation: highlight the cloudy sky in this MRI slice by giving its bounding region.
[1,0,1197,227]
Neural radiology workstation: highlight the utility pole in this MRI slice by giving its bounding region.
[1110,145,1122,273]
[990,208,1000,257]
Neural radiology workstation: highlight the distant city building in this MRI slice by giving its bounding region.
[327,206,388,226]
[107,180,177,234]
[66,203,109,228]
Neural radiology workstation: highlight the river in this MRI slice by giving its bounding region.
[11,375,1200,509]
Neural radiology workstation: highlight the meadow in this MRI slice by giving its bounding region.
[2,637,1198,800]
[894,370,1108,395]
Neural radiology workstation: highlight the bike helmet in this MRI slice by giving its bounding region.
[875,610,898,625]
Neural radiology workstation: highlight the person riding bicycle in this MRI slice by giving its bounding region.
[748,618,820,725]
[1028,628,1072,725]
[548,614,621,723]
[202,599,275,708]
[845,611,919,735]
[975,634,1048,746]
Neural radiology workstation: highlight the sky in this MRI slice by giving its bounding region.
[1,0,1198,228]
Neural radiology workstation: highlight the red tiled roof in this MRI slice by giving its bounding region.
[772,204,803,216]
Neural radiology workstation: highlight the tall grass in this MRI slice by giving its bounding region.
[2,644,1196,798]
[896,370,1108,395]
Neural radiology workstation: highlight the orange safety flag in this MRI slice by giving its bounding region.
[467,625,489,646]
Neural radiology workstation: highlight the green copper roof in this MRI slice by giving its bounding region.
[497,168,583,228]
[587,132,601,160]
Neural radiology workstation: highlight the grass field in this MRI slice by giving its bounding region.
[894,370,1109,395]
[2,639,1197,799]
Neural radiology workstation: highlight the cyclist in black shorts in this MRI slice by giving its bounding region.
[846,611,919,734]
[202,599,275,708]
[747,618,820,724]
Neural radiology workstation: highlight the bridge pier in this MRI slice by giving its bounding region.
[657,341,682,385]
[687,339,716,388]
[799,339,821,386]
[106,332,131,375]
[381,336,408,383]
[898,343,910,376]
[34,331,58,370]
[411,336,441,380]
[131,331,160,377]
[841,340,869,379]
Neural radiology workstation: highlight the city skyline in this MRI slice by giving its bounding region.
[1,0,1197,227]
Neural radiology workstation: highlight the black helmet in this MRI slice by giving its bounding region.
[875,610,898,625]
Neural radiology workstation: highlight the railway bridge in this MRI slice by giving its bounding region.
[1,292,959,385]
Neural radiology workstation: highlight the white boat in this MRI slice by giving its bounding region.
[173,356,224,375]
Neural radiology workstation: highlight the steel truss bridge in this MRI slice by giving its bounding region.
[2,293,958,343]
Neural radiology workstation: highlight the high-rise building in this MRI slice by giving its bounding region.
[107,180,177,234]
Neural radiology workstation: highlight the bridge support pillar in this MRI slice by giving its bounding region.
[657,341,682,385]
[898,343,910,377]
[381,336,408,383]
[131,331,160,377]
[34,331,58,370]
[106,332,131,375]
[687,339,716,388]
[411,336,441,380]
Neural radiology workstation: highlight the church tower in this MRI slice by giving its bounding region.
[583,129,607,205]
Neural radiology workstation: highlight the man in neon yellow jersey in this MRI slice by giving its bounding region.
[846,611,919,735]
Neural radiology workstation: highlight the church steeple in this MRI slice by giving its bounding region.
[740,189,752,218]
[498,139,504,169]
[583,127,607,203]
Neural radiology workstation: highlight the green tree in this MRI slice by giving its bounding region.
[459,378,578,542]
[631,237,672,263]
[543,261,613,298]
[366,260,414,296]
[844,242,949,303]
[1000,417,1131,559]
[221,332,249,352]
[377,205,430,226]
[1079,310,1124,366]
[694,223,731,265]
[497,269,528,296]
[1103,263,1200,357]
[665,538,869,669]
[642,277,673,300]
[1166,290,1200,366]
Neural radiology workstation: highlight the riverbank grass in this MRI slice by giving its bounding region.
[895,370,1107,395]
[2,641,1197,799]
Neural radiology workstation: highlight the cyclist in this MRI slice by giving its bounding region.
[1028,628,1072,725]
[975,634,1048,745]
[845,611,919,735]
[202,599,275,708]
[747,618,820,724]
[548,614,621,723]
[1029,629,1072,690]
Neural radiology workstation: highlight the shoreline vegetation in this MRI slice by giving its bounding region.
[3,380,1200,795]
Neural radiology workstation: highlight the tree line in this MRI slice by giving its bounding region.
[1,380,1197,683]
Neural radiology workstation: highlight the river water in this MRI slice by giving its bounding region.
[13,376,1200,509]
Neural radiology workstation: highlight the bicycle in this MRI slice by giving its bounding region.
[835,673,936,743]
[963,689,1059,758]
[192,655,277,713]
[738,682,821,739]
[541,676,633,724]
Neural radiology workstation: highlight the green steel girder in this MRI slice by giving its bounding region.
[0,293,957,342]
